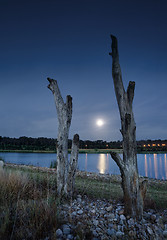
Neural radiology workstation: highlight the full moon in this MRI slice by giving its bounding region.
[96,119,104,127]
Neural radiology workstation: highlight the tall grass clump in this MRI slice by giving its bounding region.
[50,160,57,169]
[0,167,58,240]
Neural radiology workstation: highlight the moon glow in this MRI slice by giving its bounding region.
[96,119,104,127]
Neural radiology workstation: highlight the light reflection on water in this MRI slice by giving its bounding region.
[85,153,88,171]
[0,152,167,180]
[149,155,152,178]
[97,154,109,174]
[79,153,167,180]
[154,154,158,179]
[165,154,167,179]
[144,154,148,177]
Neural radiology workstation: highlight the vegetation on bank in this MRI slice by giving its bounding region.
[0,164,167,239]
[78,149,123,154]
[0,136,167,152]
[0,149,167,154]
[0,148,122,154]
[0,166,58,239]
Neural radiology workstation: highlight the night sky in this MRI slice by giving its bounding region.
[0,0,167,141]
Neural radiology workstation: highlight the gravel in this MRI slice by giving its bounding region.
[53,194,167,240]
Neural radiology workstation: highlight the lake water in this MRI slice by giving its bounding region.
[0,152,167,180]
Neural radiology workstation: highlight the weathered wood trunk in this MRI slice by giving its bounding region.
[68,134,79,197]
[109,35,147,219]
[47,78,72,197]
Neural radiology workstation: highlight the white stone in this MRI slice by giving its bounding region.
[93,219,99,226]
[163,230,167,238]
[106,205,113,212]
[108,213,115,219]
[56,229,63,238]
[77,197,82,203]
[116,231,124,238]
[72,211,77,216]
[147,226,153,235]
[63,224,71,235]
[0,160,4,168]
[150,214,156,222]
[91,209,96,214]
[67,234,73,240]
[107,229,115,236]
[120,214,126,221]
[77,210,83,215]
[128,218,135,226]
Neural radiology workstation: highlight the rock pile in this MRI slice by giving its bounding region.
[56,195,167,240]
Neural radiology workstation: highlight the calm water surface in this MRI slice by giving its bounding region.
[0,152,167,180]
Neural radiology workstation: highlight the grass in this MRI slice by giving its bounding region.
[0,148,123,154]
[75,174,167,210]
[0,167,58,240]
[78,148,123,154]
[146,180,167,209]
[75,175,123,201]
[0,164,167,239]
[1,149,166,154]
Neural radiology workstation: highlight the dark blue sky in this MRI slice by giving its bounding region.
[0,0,167,141]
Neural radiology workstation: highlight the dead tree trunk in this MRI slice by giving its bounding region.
[109,35,147,220]
[68,134,79,197]
[47,78,75,197]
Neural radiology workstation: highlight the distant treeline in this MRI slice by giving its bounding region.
[0,136,121,151]
[0,136,166,152]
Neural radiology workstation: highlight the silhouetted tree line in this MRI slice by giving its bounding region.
[0,136,166,151]
[0,136,122,151]
[0,136,57,151]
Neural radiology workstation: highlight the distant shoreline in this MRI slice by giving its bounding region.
[0,149,167,154]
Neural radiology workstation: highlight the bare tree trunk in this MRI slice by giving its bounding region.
[47,78,72,197]
[68,134,79,197]
[109,35,147,219]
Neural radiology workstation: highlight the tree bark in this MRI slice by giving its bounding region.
[68,134,79,197]
[109,35,147,219]
[47,78,72,197]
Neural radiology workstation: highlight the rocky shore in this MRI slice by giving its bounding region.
[5,163,167,239]
[56,194,167,240]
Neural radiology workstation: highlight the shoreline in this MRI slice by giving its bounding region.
[4,162,167,183]
[0,149,167,154]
